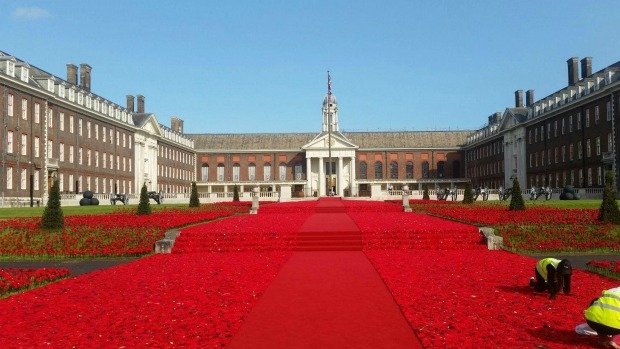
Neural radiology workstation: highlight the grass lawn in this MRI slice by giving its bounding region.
[0,203,189,219]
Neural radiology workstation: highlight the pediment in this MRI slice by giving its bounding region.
[136,113,163,137]
[302,131,358,150]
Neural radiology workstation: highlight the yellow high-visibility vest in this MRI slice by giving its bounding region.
[536,258,560,280]
[585,289,620,330]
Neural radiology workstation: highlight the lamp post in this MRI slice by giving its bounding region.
[29,161,33,207]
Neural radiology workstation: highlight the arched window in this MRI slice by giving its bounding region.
[452,161,460,178]
[294,162,303,180]
[406,161,413,179]
[359,161,367,179]
[437,161,445,178]
[390,161,398,179]
[248,163,256,181]
[422,161,429,179]
[233,163,240,182]
[375,161,383,179]
[279,163,287,180]
[264,163,271,181]
[201,164,208,181]
[217,163,225,181]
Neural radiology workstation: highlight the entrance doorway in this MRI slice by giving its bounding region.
[326,177,336,196]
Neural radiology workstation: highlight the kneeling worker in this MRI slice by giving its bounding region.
[529,258,572,299]
[584,286,620,349]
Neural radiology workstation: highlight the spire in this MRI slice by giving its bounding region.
[322,71,338,132]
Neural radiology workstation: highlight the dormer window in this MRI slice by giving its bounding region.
[101,102,107,115]
[94,99,100,112]
[58,84,66,98]
[6,61,15,77]
[122,111,127,122]
[85,95,91,108]
[77,92,83,105]
[47,79,55,92]
[19,66,29,82]
[68,88,75,102]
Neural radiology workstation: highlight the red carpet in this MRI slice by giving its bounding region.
[227,251,423,349]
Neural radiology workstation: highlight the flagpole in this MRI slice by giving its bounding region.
[327,71,332,196]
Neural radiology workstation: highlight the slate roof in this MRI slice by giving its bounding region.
[187,130,471,151]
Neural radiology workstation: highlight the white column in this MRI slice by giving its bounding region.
[318,157,324,196]
[338,157,344,196]
[306,157,312,197]
[350,156,357,196]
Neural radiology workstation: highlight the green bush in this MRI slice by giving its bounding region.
[40,179,64,230]
[189,182,200,207]
[137,184,152,215]
[462,182,474,204]
[598,170,620,224]
[509,177,526,211]
[233,184,240,202]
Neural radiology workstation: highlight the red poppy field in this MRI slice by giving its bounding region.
[0,199,618,348]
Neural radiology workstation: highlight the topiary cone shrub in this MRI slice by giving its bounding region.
[509,177,526,211]
[189,181,200,207]
[598,170,620,224]
[462,182,474,204]
[233,184,240,202]
[40,179,64,230]
[137,184,152,215]
[422,184,430,200]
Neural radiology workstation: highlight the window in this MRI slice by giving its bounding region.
[279,163,286,181]
[406,161,413,179]
[374,161,383,179]
[554,147,558,164]
[608,133,613,152]
[562,145,566,162]
[87,121,91,138]
[95,151,99,168]
[561,118,565,134]
[569,115,573,132]
[47,140,53,158]
[569,144,574,161]
[359,161,367,179]
[34,170,40,190]
[21,98,27,120]
[248,163,255,181]
[103,153,106,169]
[554,120,558,137]
[294,163,303,180]
[578,141,582,159]
[34,137,40,157]
[59,143,65,162]
[87,150,91,166]
[95,124,99,140]
[7,94,13,117]
[34,103,40,124]
[21,168,27,190]
[6,167,12,189]
[607,102,612,121]
[263,163,271,181]
[116,131,120,146]
[19,134,26,155]
[595,106,599,125]
[577,112,582,130]
[598,166,603,186]
[69,115,74,133]
[585,110,590,127]
[233,163,240,182]
[586,139,591,157]
[69,145,74,163]
[587,168,593,186]
[437,161,445,178]
[546,123,551,139]
[59,113,65,131]
[7,131,13,153]
[596,137,601,156]
[390,161,398,179]
[422,161,429,179]
[540,125,545,140]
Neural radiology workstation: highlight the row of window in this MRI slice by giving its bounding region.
[47,140,133,172]
[468,161,504,178]
[158,145,193,165]
[528,103,612,145]
[4,168,40,190]
[530,166,603,188]
[201,163,304,182]
[158,165,192,182]
[467,140,504,161]
[528,134,611,168]
[53,174,133,195]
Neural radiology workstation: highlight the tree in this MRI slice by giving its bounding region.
[189,181,200,207]
[598,170,620,223]
[137,184,152,215]
[509,177,526,211]
[40,179,64,230]
[422,184,430,200]
[462,182,474,204]
[233,184,240,202]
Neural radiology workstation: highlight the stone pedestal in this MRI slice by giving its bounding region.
[154,230,180,254]
[250,187,259,214]
[479,227,504,250]
[402,185,412,212]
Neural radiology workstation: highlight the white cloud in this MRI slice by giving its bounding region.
[12,6,51,20]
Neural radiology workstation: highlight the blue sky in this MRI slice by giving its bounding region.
[3,1,620,134]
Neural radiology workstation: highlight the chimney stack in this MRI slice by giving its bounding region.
[581,57,592,79]
[515,90,524,108]
[526,90,535,107]
[137,95,145,113]
[79,64,91,91]
[126,95,135,113]
[567,57,579,85]
[171,117,184,133]
[66,64,78,85]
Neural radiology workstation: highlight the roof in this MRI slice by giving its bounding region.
[187,130,471,151]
